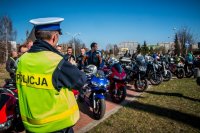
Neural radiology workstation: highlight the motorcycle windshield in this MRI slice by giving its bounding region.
[136,56,147,71]
[136,56,146,66]
[112,63,123,73]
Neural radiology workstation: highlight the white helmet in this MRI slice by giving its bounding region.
[108,57,119,66]
[84,65,97,75]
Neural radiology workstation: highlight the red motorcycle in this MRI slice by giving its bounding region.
[0,79,24,132]
[105,63,127,103]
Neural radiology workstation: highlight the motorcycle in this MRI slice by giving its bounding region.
[157,59,172,81]
[169,62,185,79]
[80,65,109,120]
[146,58,163,85]
[0,79,24,132]
[184,61,194,78]
[119,56,132,68]
[105,62,127,103]
[125,56,149,92]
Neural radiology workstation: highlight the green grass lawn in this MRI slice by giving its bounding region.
[88,78,200,133]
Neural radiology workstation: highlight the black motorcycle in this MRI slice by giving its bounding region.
[125,56,148,92]
[146,59,163,85]
[168,61,185,79]
[158,60,172,81]
[184,61,194,78]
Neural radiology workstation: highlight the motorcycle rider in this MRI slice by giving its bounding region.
[16,17,86,133]
[83,42,102,69]
[184,52,194,72]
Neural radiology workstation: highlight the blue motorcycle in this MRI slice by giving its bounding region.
[81,65,109,120]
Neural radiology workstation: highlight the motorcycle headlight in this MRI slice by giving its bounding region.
[139,66,146,71]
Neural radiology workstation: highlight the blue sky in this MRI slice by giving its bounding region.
[0,0,200,49]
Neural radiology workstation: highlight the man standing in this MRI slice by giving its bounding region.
[6,49,18,79]
[66,46,76,61]
[16,17,86,133]
[83,42,102,69]
[76,47,87,70]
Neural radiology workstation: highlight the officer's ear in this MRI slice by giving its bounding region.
[52,33,56,44]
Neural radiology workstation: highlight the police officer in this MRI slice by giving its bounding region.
[16,17,86,133]
[83,42,102,69]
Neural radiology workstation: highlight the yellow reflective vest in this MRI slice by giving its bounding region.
[16,51,79,132]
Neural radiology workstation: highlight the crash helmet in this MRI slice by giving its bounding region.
[84,65,97,75]
[108,57,119,66]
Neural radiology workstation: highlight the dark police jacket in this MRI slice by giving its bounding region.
[29,39,87,91]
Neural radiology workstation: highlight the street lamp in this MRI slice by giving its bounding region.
[66,32,81,57]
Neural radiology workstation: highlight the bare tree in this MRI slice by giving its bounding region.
[176,27,195,55]
[106,43,114,55]
[0,15,17,61]
[68,38,85,56]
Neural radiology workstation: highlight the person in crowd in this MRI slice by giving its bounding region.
[76,47,87,70]
[18,44,29,57]
[56,44,62,53]
[184,51,194,71]
[16,17,86,133]
[124,50,131,57]
[132,50,137,60]
[152,52,158,60]
[6,49,18,79]
[66,46,76,64]
[83,42,102,69]
[25,39,33,50]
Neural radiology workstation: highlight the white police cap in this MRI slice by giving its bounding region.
[29,17,64,32]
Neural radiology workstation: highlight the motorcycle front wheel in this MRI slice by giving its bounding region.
[93,98,106,120]
[149,72,163,85]
[185,69,193,78]
[163,70,172,81]
[134,79,149,92]
[110,86,127,103]
[176,68,185,79]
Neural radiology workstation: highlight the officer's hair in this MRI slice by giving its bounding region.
[90,42,97,49]
[35,30,54,40]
